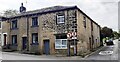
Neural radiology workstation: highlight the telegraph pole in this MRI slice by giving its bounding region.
[72,11,77,56]
[67,10,70,56]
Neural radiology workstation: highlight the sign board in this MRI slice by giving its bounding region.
[72,37,77,39]
[72,32,77,36]
[67,33,72,38]
[67,32,77,39]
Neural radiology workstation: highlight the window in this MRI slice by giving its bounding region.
[12,20,17,29]
[32,33,38,44]
[12,35,17,45]
[83,16,86,28]
[32,17,38,26]
[0,34,1,45]
[0,22,1,29]
[55,39,67,49]
[57,15,65,24]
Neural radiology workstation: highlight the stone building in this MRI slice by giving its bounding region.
[0,17,9,47]
[2,4,101,56]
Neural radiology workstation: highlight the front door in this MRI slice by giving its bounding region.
[43,40,50,55]
[22,37,27,50]
[4,34,7,46]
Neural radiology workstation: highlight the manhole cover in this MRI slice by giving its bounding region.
[99,51,113,55]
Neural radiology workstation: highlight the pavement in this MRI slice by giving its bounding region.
[118,40,120,62]
[0,39,119,60]
[2,51,84,60]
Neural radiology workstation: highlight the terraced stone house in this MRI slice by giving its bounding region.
[2,4,101,56]
[0,17,9,47]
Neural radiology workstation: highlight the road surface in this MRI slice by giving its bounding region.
[1,39,119,60]
[2,52,84,60]
[84,39,118,60]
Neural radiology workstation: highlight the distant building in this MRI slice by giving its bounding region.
[2,4,101,55]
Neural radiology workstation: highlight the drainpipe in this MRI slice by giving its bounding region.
[1,21,2,46]
[9,19,12,46]
[26,16,29,51]
[73,10,77,56]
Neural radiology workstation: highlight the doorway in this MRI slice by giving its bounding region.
[43,39,50,55]
[3,34,7,46]
[22,37,27,50]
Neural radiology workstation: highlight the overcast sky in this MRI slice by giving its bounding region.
[0,0,119,31]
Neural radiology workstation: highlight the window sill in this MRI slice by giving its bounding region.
[31,25,39,28]
[12,44,18,46]
[55,48,67,49]
[57,23,65,25]
[11,28,18,30]
[30,43,39,45]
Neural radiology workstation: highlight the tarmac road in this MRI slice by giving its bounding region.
[84,39,118,60]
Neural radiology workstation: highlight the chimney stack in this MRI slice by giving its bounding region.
[19,3,26,13]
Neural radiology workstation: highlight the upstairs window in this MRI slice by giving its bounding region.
[12,20,17,29]
[83,16,86,28]
[32,17,38,27]
[57,15,65,24]
[32,33,38,44]
[12,35,17,45]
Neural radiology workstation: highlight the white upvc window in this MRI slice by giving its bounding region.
[57,15,65,24]
[55,39,67,49]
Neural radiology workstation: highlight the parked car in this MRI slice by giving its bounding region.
[106,39,114,45]
[119,38,120,41]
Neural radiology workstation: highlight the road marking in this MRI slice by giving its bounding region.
[99,51,113,55]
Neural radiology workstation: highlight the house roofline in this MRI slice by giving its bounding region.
[75,6,101,28]
[0,16,8,21]
[6,6,100,27]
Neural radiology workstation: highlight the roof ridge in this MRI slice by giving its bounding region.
[25,5,76,13]
[9,5,77,18]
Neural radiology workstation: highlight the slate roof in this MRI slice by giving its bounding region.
[10,6,77,18]
[7,5,100,27]
[0,16,7,21]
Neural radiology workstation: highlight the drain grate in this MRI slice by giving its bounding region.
[99,51,113,55]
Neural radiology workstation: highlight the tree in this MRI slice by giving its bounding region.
[3,9,19,17]
[101,27,113,38]
[113,31,119,39]
[118,31,120,38]
[0,12,3,16]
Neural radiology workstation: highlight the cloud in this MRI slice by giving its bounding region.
[0,0,118,31]
[76,0,118,31]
